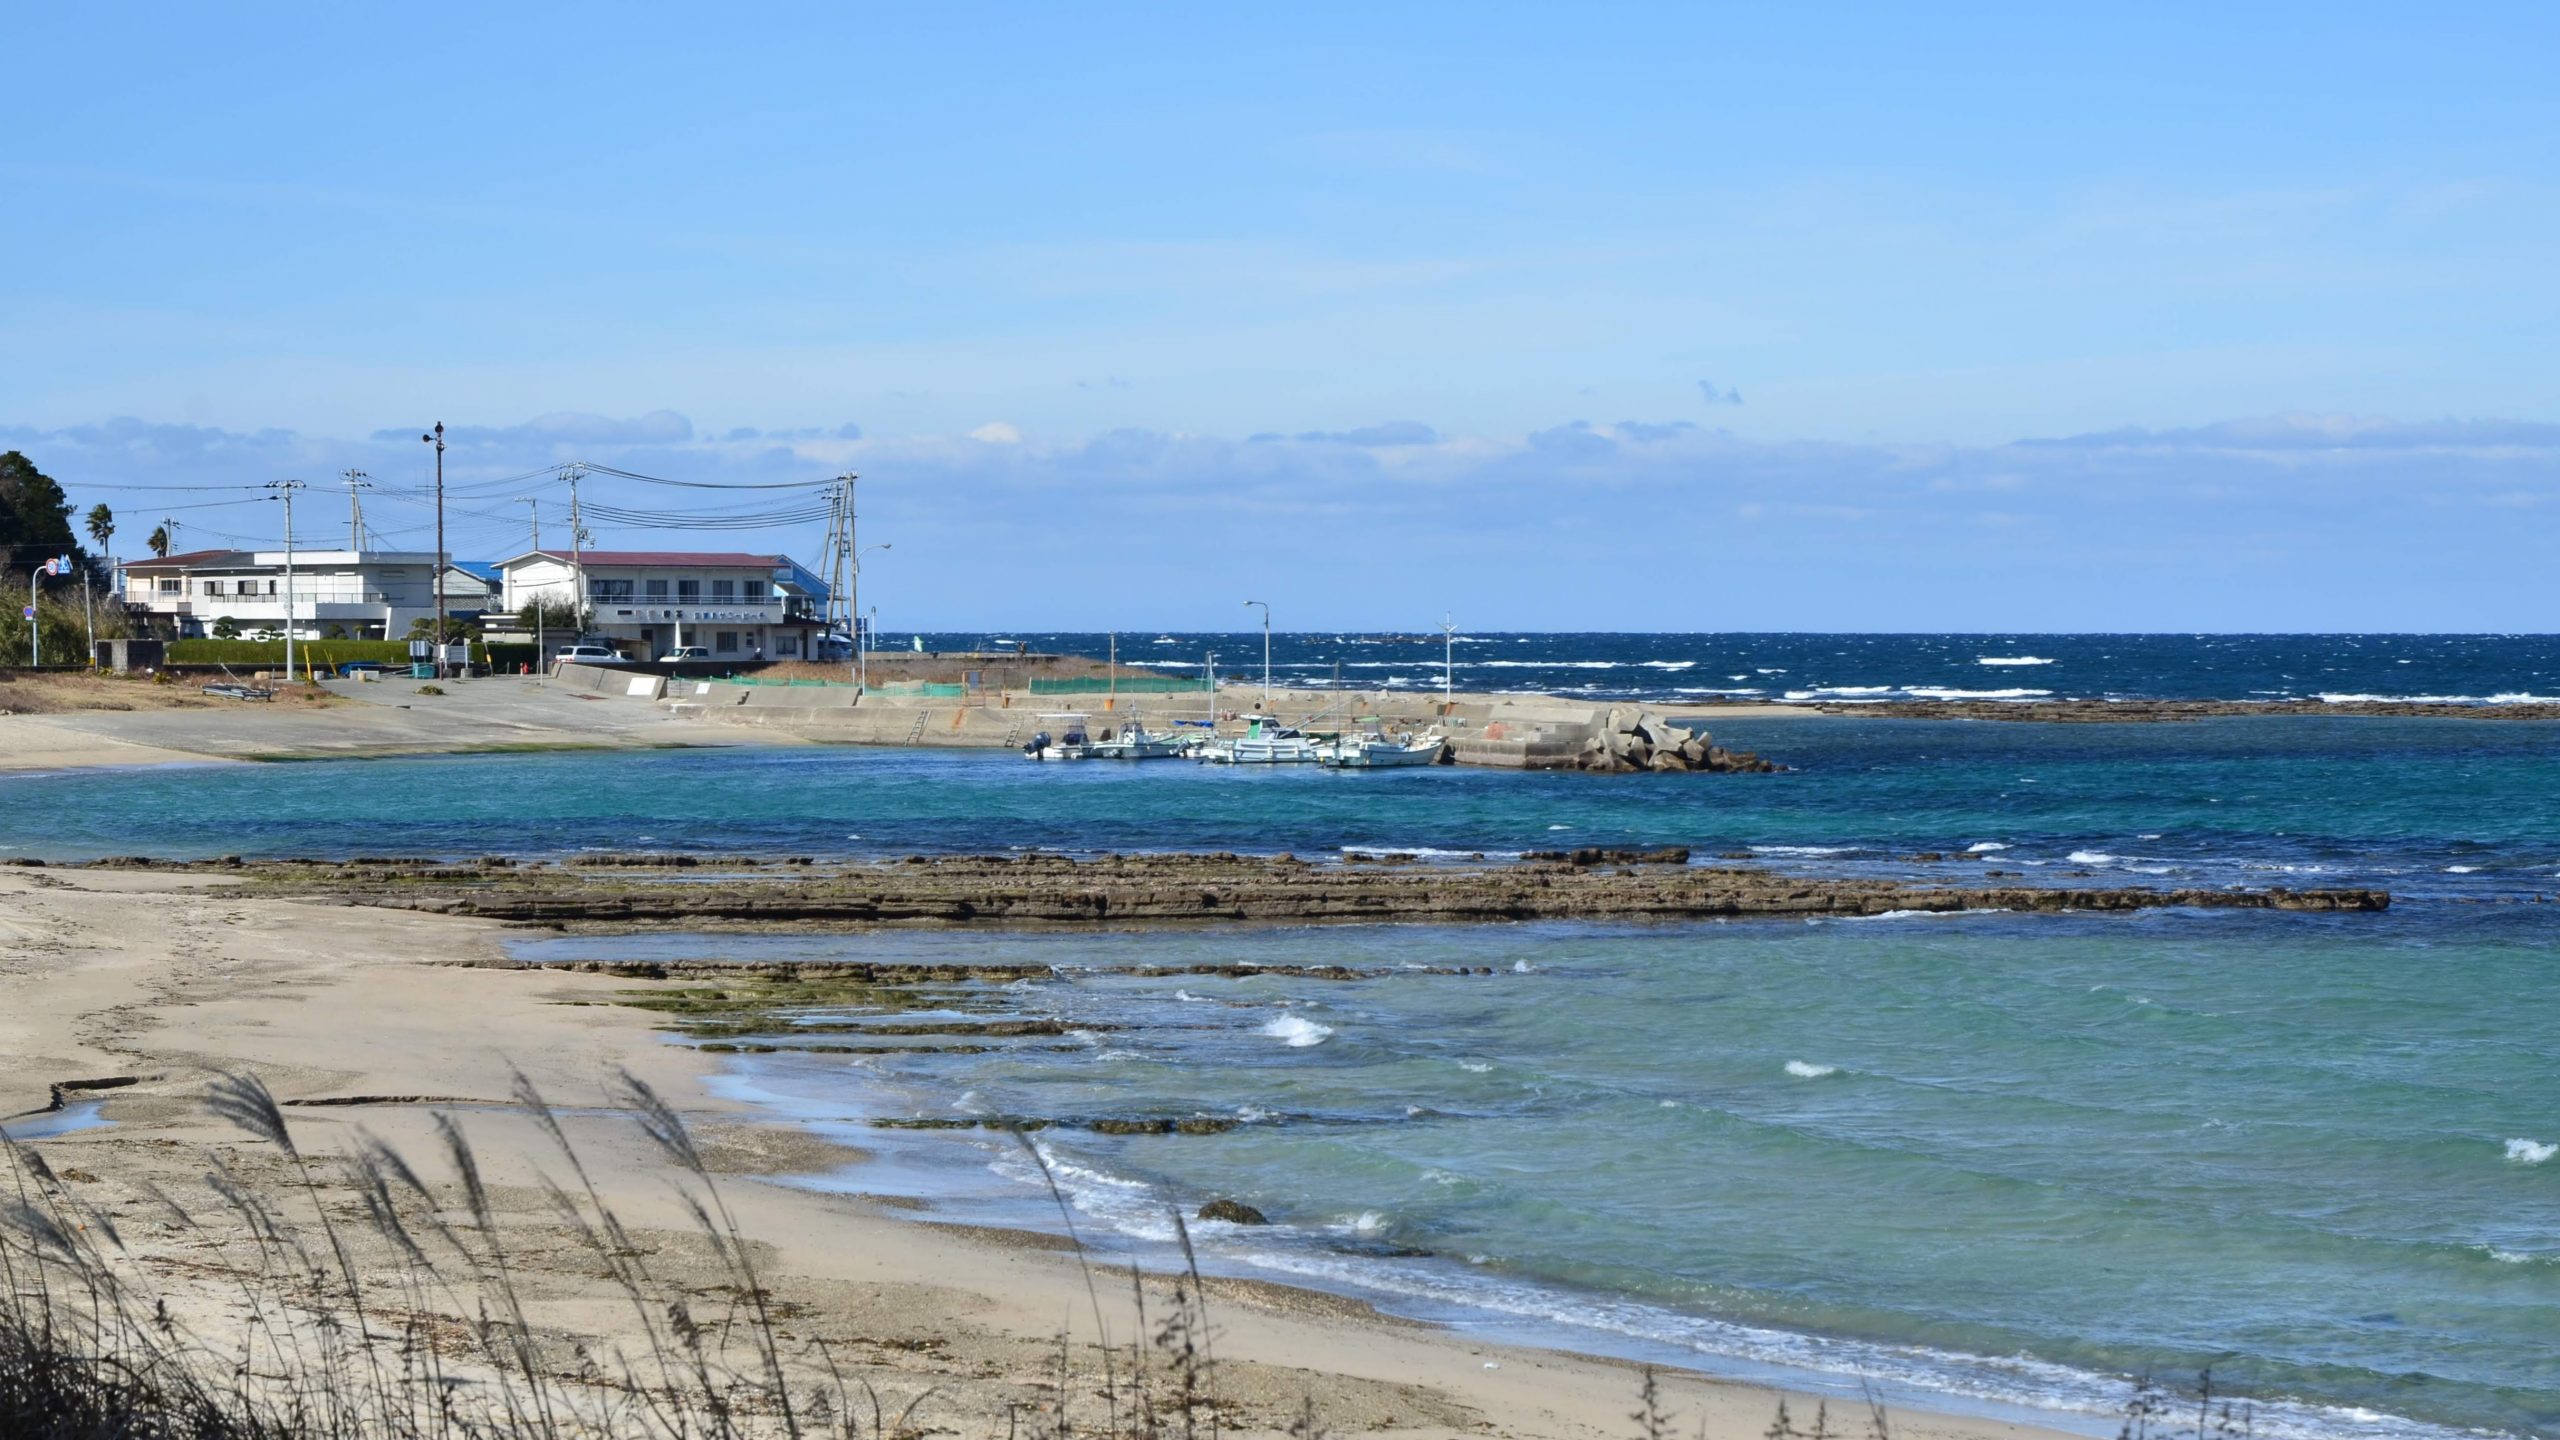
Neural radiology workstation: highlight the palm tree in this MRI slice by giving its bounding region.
[146,524,170,558]
[85,504,114,557]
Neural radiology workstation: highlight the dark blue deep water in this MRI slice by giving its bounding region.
[914,631,2560,705]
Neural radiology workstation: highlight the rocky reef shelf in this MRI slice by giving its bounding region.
[58,852,2393,928]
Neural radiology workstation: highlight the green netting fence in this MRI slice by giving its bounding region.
[871,681,969,697]
[1027,676,1214,694]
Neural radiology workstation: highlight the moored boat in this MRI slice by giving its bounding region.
[1320,728,1446,768]
[1198,717,1325,764]
[1023,713,1099,761]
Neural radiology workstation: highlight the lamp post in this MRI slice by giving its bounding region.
[420,423,446,675]
[514,497,544,668]
[853,543,890,690]
[1243,599,1270,710]
[1441,613,1457,706]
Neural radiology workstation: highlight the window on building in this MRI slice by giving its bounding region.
[595,579,634,601]
[710,579,735,600]
[203,581,226,597]
[644,579,669,600]
[676,580,701,600]
[715,631,739,653]
[156,578,180,595]
[744,579,767,599]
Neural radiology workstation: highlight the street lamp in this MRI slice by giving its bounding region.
[853,543,890,690]
[420,423,446,676]
[1243,599,1270,709]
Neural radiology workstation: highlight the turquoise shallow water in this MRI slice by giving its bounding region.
[12,716,2559,1436]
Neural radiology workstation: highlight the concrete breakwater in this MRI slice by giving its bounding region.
[557,664,1774,771]
[132,851,2396,927]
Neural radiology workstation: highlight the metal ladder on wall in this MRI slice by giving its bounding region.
[999,719,1020,749]
[903,711,929,745]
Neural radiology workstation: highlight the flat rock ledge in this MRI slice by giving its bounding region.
[115,853,2395,927]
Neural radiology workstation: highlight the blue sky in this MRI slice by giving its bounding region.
[5,4,2556,629]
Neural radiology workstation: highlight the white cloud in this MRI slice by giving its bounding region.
[967,421,1023,445]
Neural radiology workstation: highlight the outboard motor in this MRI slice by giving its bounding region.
[1025,731,1051,757]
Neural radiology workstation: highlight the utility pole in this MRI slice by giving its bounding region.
[341,469,371,550]
[420,423,447,675]
[564,462,589,645]
[268,479,307,683]
[1244,599,1271,709]
[837,474,860,675]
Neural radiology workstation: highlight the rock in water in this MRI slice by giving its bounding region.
[1198,1198,1269,1225]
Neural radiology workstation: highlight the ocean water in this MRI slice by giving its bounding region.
[9,702,2560,1436]
[913,631,2560,705]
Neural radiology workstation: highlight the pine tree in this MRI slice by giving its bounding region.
[0,450,79,564]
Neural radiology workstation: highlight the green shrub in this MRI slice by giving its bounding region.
[167,640,496,667]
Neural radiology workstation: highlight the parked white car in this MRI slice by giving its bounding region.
[666,646,713,661]
[555,644,630,666]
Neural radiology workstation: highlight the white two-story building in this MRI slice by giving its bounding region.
[493,549,830,661]
[121,549,496,639]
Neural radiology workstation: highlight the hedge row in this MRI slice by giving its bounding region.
[167,640,498,666]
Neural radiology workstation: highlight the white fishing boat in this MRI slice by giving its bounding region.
[1320,727,1446,769]
[1198,716,1325,765]
[1022,713,1100,761]
[1086,713,1189,760]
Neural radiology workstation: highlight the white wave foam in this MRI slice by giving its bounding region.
[1750,844,1859,856]
[1261,1014,1334,1048]
[1512,959,1535,974]
[1639,660,1695,670]
[2066,850,2115,865]
[959,1104,2488,1440]
[1848,908,2008,921]
[2445,865,2479,874]
[1340,845,1516,861]
[1966,842,2010,853]
[1457,1060,1492,1073]
[2315,692,2560,705]
[2507,1138,2557,1165]
[1784,1060,1838,1079]
[1977,656,2055,666]
[1904,687,2053,701]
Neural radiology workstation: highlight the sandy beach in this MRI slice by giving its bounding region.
[0,864,2079,1440]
